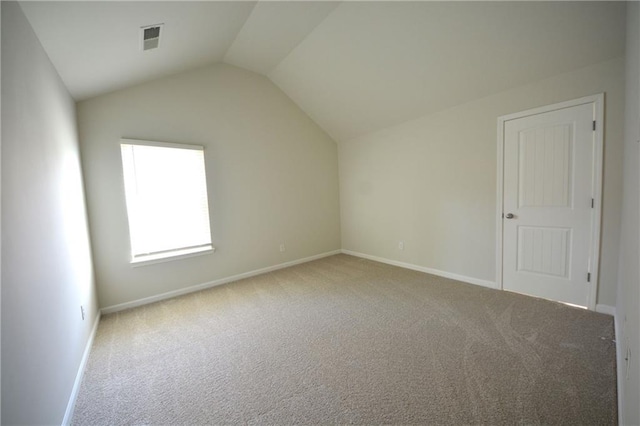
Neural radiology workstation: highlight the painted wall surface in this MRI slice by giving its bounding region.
[1,3,98,424]
[77,63,341,309]
[339,57,624,307]
[617,3,640,424]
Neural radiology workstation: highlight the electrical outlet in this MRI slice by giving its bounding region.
[398,241,404,251]
[626,343,631,379]
[80,305,85,321]
[279,243,286,253]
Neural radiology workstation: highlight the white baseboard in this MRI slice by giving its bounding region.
[613,310,624,425]
[62,311,101,426]
[101,250,342,314]
[595,304,616,316]
[341,249,497,289]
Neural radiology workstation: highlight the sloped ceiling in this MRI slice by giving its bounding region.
[19,1,257,101]
[20,1,626,142]
[269,2,626,141]
[223,1,339,75]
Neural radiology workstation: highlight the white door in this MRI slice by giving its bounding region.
[500,99,601,308]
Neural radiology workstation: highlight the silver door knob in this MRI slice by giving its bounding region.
[505,213,515,219]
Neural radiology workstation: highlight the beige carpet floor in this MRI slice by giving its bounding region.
[72,254,617,425]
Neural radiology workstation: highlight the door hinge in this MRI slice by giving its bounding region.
[591,198,594,208]
[593,120,596,131]
[587,272,591,282]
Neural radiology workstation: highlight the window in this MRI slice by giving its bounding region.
[120,139,213,264]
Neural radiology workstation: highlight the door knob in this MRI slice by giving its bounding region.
[505,213,515,219]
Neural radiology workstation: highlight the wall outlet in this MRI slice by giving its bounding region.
[279,243,286,252]
[398,241,404,251]
[626,342,631,379]
[80,305,85,321]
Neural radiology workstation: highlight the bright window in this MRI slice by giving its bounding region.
[120,139,213,264]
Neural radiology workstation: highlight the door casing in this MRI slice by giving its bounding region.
[496,94,604,311]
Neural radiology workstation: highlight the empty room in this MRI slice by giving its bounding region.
[2,1,639,425]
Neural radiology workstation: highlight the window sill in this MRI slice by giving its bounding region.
[130,246,215,267]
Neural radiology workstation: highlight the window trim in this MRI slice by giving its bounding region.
[120,138,215,266]
[130,246,215,268]
[121,138,204,151]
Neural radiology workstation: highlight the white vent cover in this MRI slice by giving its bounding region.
[140,24,163,51]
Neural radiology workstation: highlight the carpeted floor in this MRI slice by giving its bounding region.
[72,254,617,425]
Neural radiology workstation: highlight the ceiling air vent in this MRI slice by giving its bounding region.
[141,24,163,51]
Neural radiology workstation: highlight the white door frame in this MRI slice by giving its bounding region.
[496,94,604,310]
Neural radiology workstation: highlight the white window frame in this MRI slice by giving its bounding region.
[120,138,215,266]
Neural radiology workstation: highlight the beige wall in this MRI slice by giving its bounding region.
[617,3,640,424]
[1,2,99,424]
[339,57,624,308]
[78,63,341,309]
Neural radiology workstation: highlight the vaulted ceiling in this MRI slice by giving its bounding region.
[20,1,626,142]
